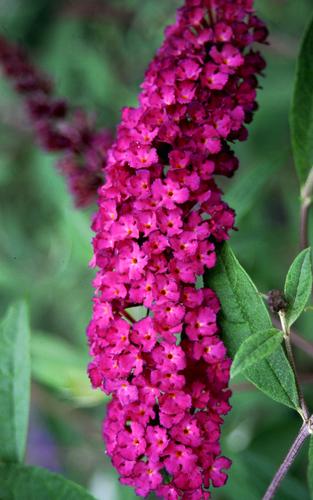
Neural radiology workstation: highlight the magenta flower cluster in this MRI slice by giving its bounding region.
[0,35,112,206]
[88,0,267,497]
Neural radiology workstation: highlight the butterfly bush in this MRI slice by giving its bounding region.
[0,35,112,206]
[88,0,267,498]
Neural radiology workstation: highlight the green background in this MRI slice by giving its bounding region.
[0,0,312,498]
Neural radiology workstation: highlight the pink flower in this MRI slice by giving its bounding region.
[182,288,203,308]
[169,149,191,170]
[105,319,130,354]
[193,337,227,364]
[146,425,169,457]
[142,231,169,255]
[205,456,232,488]
[91,298,113,328]
[111,215,139,240]
[151,369,185,391]
[88,362,103,389]
[210,44,244,70]
[177,59,201,80]
[215,22,233,42]
[164,443,198,474]
[0,36,112,207]
[88,0,267,497]
[117,243,148,280]
[112,453,135,477]
[137,210,157,236]
[129,272,155,307]
[155,275,180,304]
[158,209,184,236]
[152,343,186,371]
[185,307,218,340]
[195,241,216,270]
[130,317,158,352]
[116,381,139,406]
[174,467,203,491]
[171,417,202,447]
[117,422,146,461]
[159,391,192,417]
[98,271,127,300]
[152,301,185,327]
[129,145,159,169]
[124,460,163,497]
[176,80,197,103]
[125,400,155,426]
[202,63,229,90]
[170,232,198,261]
[152,179,189,209]
[127,170,151,198]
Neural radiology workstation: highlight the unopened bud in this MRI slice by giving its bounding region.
[267,289,288,313]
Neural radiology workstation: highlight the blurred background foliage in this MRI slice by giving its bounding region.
[0,0,313,498]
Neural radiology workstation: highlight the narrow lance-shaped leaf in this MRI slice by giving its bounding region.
[225,155,284,223]
[284,248,312,328]
[0,464,95,500]
[290,14,313,185]
[231,328,284,378]
[205,242,300,410]
[31,332,106,407]
[0,302,30,463]
[308,436,313,499]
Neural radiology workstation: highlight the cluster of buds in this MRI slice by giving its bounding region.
[0,35,112,206]
[88,0,267,498]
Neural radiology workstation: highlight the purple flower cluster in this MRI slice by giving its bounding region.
[0,35,112,206]
[87,0,267,497]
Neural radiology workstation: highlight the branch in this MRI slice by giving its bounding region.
[263,418,312,500]
[272,315,313,360]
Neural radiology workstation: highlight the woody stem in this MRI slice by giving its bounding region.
[263,419,312,500]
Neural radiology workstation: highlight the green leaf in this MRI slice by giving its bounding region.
[284,248,312,328]
[0,302,30,463]
[290,14,313,185]
[231,328,284,378]
[205,243,300,410]
[225,156,284,223]
[308,436,313,498]
[125,306,147,322]
[0,464,95,499]
[31,332,106,406]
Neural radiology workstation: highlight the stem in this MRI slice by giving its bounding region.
[263,420,311,500]
[279,312,309,421]
[272,315,313,360]
[285,334,309,420]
